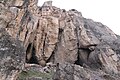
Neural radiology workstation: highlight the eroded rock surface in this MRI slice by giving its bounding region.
[0,28,25,80]
[1,0,120,80]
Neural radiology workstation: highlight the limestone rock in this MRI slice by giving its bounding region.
[1,0,120,80]
[53,62,90,80]
[88,44,119,74]
[53,62,120,80]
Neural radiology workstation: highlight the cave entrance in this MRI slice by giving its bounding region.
[75,48,92,66]
[26,43,39,64]
[75,50,83,66]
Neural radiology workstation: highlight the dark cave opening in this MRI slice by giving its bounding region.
[26,43,39,64]
[74,50,83,66]
[75,48,92,66]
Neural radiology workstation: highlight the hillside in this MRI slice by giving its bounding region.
[0,0,120,80]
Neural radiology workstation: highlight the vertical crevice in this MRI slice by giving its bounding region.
[46,51,55,63]
[74,26,81,48]
[51,28,64,64]
[26,43,32,63]
[16,10,29,39]
[74,23,83,66]
[24,30,28,40]
[46,28,64,63]
[58,28,63,41]
[42,33,47,57]
[36,20,39,29]
[26,43,39,64]
[74,50,83,66]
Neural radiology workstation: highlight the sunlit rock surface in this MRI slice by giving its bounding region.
[0,0,120,80]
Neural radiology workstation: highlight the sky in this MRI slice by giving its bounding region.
[38,0,120,35]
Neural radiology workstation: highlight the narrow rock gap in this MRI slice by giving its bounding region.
[42,33,47,57]
[36,20,39,29]
[16,10,29,39]
[58,28,64,44]
[58,28,63,35]
[74,50,83,66]
[74,25,83,66]
[46,41,59,63]
[26,43,39,64]
[46,51,55,63]
[24,30,28,40]
[41,28,64,64]
[50,28,64,64]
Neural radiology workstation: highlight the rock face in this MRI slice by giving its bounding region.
[1,0,120,80]
[0,28,25,80]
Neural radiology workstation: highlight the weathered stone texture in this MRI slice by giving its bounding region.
[0,28,25,80]
[1,0,120,80]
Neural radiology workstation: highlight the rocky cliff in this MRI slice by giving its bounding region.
[1,0,120,80]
